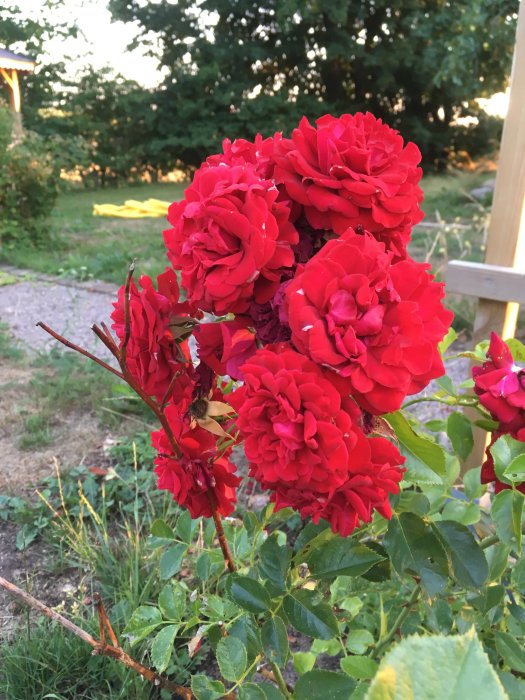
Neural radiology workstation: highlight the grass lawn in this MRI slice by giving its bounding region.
[1,182,187,284]
[0,169,494,285]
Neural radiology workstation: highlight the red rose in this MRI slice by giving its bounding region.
[230,345,368,497]
[195,317,257,380]
[473,333,525,439]
[164,163,298,315]
[273,112,424,258]
[285,229,452,414]
[273,431,405,537]
[206,133,276,180]
[111,268,192,401]
[230,352,405,536]
[152,406,240,518]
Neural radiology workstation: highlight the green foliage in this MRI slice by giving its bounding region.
[0,104,59,247]
[366,631,508,700]
[109,0,517,169]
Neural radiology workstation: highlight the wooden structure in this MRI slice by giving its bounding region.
[445,0,525,467]
[0,48,36,137]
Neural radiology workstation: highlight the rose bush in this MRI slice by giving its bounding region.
[33,111,525,700]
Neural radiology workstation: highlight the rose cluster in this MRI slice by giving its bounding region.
[472,333,525,493]
[111,112,453,536]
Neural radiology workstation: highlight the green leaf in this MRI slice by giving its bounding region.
[259,534,292,591]
[469,584,505,614]
[490,434,525,485]
[505,338,525,362]
[385,411,446,480]
[366,630,507,700]
[176,510,196,544]
[160,543,187,580]
[402,453,444,486]
[261,617,289,667]
[151,624,179,673]
[492,489,525,551]
[498,670,525,700]
[190,674,225,700]
[259,683,286,700]
[158,584,186,620]
[447,412,474,461]
[229,615,263,662]
[305,539,384,579]
[227,575,271,614]
[434,521,488,589]
[341,655,378,680]
[123,606,163,647]
[439,327,457,354]
[463,467,485,501]
[216,635,248,682]
[238,683,267,700]
[511,557,525,591]
[283,589,338,640]
[293,651,317,675]
[151,518,175,539]
[345,629,374,655]
[436,375,457,397]
[441,500,481,526]
[295,670,356,700]
[495,632,525,673]
[383,513,449,596]
[196,550,225,581]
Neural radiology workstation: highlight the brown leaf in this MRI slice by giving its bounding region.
[206,400,235,417]
[196,417,231,438]
[371,416,398,442]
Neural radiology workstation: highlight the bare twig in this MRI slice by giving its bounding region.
[0,576,192,698]
[120,261,135,365]
[36,322,124,381]
[94,593,119,648]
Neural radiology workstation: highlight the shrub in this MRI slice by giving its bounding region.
[0,103,59,247]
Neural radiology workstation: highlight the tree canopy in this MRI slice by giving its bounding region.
[109,0,518,168]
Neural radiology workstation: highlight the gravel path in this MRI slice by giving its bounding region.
[0,264,470,418]
[0,267,117,357]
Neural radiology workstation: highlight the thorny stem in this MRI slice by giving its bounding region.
[36,322,124,381]
[0,576,193,699]
[372,583,421,659]
[269,661,292,697]
[208,490,236,573]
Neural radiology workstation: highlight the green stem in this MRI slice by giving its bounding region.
[480,534,500,550]
[371,584,421,660]
[270,661,291,698]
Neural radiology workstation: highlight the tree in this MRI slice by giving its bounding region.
[109,0,518,168]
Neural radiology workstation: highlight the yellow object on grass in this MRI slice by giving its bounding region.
[93,198,171,218]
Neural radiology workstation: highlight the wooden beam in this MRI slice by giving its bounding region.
[472,0,525,344]
[446,261,525,305]
[462,1,525,471]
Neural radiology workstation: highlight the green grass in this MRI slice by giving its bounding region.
[0,182,187,284]
[0,618,151,700]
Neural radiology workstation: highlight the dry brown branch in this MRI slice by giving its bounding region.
[0,576,192,698]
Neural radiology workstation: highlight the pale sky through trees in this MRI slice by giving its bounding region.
[12,0,166,87]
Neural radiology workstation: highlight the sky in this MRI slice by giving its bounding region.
[13,0,166,88]
[10,0,512,116]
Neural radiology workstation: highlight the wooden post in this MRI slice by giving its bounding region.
[0,67,23,139]
[465,1,525,468]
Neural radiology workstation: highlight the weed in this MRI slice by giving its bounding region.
[17,414,54,450]
[0,322,25,362]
